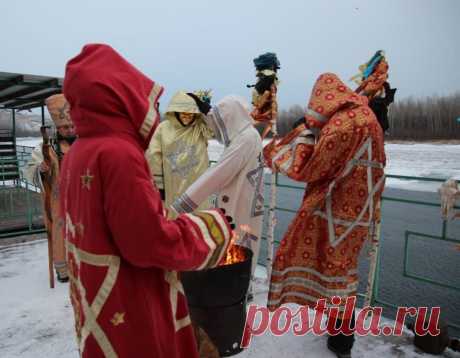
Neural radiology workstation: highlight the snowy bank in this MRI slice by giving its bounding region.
[1,239,459,358]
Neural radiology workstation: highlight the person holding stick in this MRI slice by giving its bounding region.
[25,94,76,284]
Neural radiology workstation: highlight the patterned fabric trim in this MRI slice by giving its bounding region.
[66,214,120,358]
[270,277,359,297]
[183,210,231,270]
[272,131,315,175]
[139,82,163,139]
[164,271,192,332]
[268,292,355,311]
[320,137,385,247]
[306,108,328,123]
[171,192,198,214]
[271,266,358,283]
[212,106,230,147]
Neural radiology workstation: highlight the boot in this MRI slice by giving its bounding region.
[55,264,69,283]
[327,312,355,358]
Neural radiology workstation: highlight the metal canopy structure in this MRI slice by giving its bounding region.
[0,71,63,111]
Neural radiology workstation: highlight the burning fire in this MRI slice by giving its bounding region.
[219,234,246,266]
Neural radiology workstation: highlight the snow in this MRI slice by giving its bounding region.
[1,240,459,358]
[17,137,460,193]
[16,138,41,148]
[209,139,460,192]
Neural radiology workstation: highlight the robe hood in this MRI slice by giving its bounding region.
[206,95,252,147]
[305,73,367,129]
[63,44,163,150]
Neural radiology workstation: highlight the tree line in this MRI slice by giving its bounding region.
[269,93,460,140]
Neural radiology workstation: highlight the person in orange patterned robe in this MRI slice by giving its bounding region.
[264,73,386,357]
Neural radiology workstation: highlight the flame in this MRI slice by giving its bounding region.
[219,234,246,266]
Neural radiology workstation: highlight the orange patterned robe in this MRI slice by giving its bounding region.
[264,73,386,314]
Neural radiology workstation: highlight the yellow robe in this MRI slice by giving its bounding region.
[146,92,212,218]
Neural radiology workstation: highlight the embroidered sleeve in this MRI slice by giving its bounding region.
[263,124,315,181]
[180,210,231,270]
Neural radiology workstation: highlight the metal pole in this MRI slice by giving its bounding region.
[266,83,278,283]
[41,105,45,126]
[12,109,16,146]
[364,201,383,307]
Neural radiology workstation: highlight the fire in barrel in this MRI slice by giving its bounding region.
[181,242,253,356]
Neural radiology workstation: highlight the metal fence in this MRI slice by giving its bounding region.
[0,144,45,237]
[260,172,460,332]
[1,145,459,332]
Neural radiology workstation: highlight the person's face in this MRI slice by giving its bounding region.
[178,112,195,125]
[57,123,75,138]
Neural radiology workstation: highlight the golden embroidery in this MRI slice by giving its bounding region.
[66,225,121,358]
[81,169,94,190]
[164,271,191,332]
[110,312,125,326]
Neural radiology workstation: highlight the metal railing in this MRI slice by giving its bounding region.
[0,144,45,238]
[260,172,460,332]
[2,145,459,332]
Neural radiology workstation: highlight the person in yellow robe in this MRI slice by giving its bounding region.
[146,90,213,218]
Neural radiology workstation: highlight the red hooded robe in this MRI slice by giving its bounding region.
[60,44,231,358]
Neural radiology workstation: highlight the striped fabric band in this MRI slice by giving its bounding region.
[171,192,198,214]
[306,108,328,123]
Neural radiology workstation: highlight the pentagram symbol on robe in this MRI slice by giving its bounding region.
[166,141,199,177]
[246,155,264,217]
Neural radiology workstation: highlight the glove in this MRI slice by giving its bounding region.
[369,83,397,132]
[292,116,306,130]
[187,93,211,115]
[254,74,276,95]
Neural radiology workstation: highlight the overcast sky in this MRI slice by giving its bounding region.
[1,0,459,109]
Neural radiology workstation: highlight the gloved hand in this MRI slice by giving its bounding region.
[292,116,306,130]
[187,93,212,115]
[255,74,276,95]
[369,83,397,132]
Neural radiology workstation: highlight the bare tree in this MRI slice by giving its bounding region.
[388,93,460,140]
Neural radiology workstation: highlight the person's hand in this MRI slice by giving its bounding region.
[187,93,211,115]
[39,161,50,173]
[292,116,306,130]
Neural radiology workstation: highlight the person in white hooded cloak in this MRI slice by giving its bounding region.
[172,95,264,280]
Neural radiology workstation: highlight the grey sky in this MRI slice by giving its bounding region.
[1,0,459,109]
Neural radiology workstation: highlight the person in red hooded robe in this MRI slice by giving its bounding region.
[60,44,232,358]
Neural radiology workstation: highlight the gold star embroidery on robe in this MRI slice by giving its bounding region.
[81,169,94,190]
[111,312,125,326]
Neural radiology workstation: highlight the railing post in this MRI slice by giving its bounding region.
[441,219,447,240]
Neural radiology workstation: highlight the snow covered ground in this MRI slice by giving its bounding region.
[1,239,459,358]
